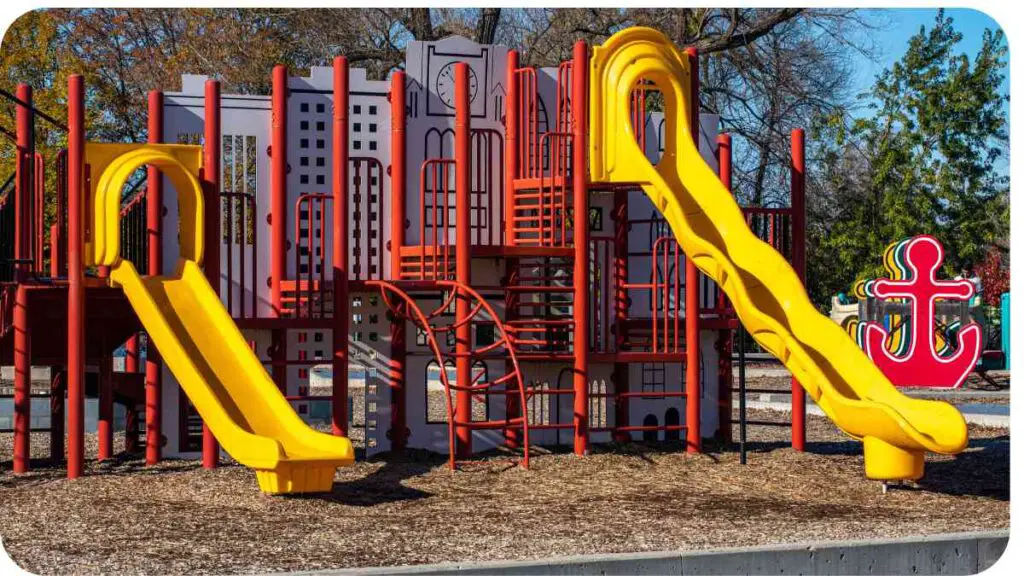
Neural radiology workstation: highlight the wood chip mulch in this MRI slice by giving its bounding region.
[0,411,1009,575]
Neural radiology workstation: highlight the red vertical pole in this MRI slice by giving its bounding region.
[612,188,629,442]
[389,70,408,450]
[504,50,520,246]
[332,56,350,437]
[271,65,288,317]
[716,133,734,443]
[146,90,164,465]
[98,346,113,461]
[454,63,473,458]
[790,128,807,452]
[201,79,221,468]
[13,285,30,473]
[67,74,85,480]
[12,83,32,474]
[684,47,702,454]
[14,84,32,282]
[571,40,590,456]
[503,50,521,448]
[35,154,44,274]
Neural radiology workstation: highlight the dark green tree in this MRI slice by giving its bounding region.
[807,9,1009,307]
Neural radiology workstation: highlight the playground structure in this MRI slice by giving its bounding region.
[1,28,968,492]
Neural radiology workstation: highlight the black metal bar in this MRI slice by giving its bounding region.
[0,88,69,131]
[739,324,746,464]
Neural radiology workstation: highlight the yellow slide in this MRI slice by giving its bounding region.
[589,28,967,480]
[86,143,353,494]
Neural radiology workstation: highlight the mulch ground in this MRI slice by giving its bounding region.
[0,408,1008,575]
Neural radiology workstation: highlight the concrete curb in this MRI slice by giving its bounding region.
[310,531,1008,575]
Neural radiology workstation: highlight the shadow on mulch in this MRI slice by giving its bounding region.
[917,435,1009,501]
[291,450,443,507]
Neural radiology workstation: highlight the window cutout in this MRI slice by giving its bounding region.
[316,121,325,131]
[316,103,325,113]
[314,332,324,342]
[369,105,377,115]
[300,157,309,166]
[354,123,362,132]
[300,120,309,130]
[353,104,362,114]
[316,139,325,149]
[300,138,309,148]
[316,157,325,167]
[300,103,309,113]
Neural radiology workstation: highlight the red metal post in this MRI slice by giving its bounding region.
[389,70,408,450]
[67,74,85,479]
[98,347,113,460]
[716,133,734,443]
[35,153,44,274]
[790,128,807,451]
[201,79,221,468]
[13,285,30,473]
[505,50,520,246]
[146,90,164,465]
[684,47,702,454]
[271,65,288,316]
[332,56,350,437]
[503,50,521,448]
[454,63,473,458]
[612,187,630,442]
[571,40,590,456]
[14,84,32,282]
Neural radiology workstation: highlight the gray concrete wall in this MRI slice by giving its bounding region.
[310,531,1008,575]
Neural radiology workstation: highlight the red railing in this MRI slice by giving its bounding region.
[292,192,331,318]
[0,174,14,282]
[589,237,615,354]
[119,187,147,273]
[513,67,539,179]
[470,128,503,246]
[744,205,793,260]
[350,156,385,280]
[416,158,456,280]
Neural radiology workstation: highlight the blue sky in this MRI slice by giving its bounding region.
[851,8,1009,110]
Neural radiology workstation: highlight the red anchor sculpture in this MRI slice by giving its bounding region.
[863,235,981,388]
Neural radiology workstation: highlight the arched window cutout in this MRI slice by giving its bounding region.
[664,407,681,442]
[642,414,659,442]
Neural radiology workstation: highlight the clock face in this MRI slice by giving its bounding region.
[435,62,479,109]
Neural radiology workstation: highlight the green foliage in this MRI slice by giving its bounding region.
[807,10,1009,306]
